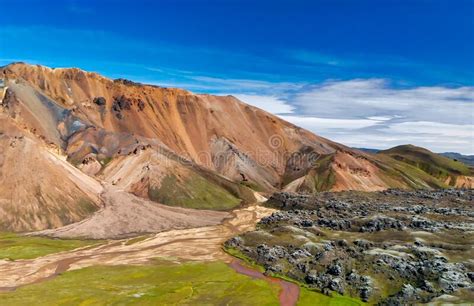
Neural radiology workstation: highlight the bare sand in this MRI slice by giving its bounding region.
[34,184,230,239]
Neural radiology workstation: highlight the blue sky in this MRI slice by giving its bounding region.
[1,0,473,153]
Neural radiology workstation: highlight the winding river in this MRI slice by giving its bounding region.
[229,260,300,306]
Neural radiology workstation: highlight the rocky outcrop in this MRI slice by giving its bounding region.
[93,96,106,106]
[227,189,474,304]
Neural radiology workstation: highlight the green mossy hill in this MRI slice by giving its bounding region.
[379,144,472,180]
[306,154,337,192]
[148,173,241,210]
[373,154,449,189]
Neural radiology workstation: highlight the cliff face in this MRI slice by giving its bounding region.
[0,62,471,231]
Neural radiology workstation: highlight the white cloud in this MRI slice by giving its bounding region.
[386,121,473,138]
[367,115,396,121]
[190,76,303,93]
[231,94,294,114]
[272,79,474,154]
[291,79,474,125]
[279,116,382,130]
[223,78,474,153]
[280,120,474,154]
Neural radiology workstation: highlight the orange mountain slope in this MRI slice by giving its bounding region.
[0,62,472,232]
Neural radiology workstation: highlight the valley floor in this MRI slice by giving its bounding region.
[0,198,366,305]
[1,190,472,305]
[0,201,274,290]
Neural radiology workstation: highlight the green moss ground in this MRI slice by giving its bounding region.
[298,288,364,306]
[0,261,281,306]
[148,173,241,210]
[0,232,101,260]
[310,154,336,192]
[0,240,367,305]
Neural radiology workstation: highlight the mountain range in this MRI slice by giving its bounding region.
[1,62,472,234]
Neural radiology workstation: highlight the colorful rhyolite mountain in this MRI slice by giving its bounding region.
[0,63,472,232]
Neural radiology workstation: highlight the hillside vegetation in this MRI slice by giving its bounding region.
[379,144,473,187]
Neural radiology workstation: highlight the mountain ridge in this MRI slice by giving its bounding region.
[1,62,472,233]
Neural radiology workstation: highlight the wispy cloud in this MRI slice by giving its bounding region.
[138,75,305,95]
[226,79,473,154]
[287,50,345,66]
[188,76,304,94]
[65,1,94,15]
[229,94,294,114]
[279,115,383,130]
[289,79,474,125]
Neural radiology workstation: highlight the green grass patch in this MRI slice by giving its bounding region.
[298,287,364,306]
[311,154,337,192]
[148,173,241,210]
[240,180,264,192]
[0,261,281,306]
[0,233,101,260]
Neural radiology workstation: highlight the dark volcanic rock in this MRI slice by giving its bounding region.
[266,192,311,209]
[113,95,132,111]
[360,216,405,232]
[137,99,146,111]
[227,189,474,304]
[93,96,106,106]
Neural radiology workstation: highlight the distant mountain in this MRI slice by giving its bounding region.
[440,152,474,167]
[356,147,474,168]
[353,147,380,154]
[1,62,472,233]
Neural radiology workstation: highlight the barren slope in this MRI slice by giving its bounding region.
[2,62,449,194]
[35,185,229,239]
[0,115,102,232]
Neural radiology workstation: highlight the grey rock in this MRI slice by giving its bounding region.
[327,263,343,276]
[329,277,344,294]
[360,285,372,302]
[354,239,373,250]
